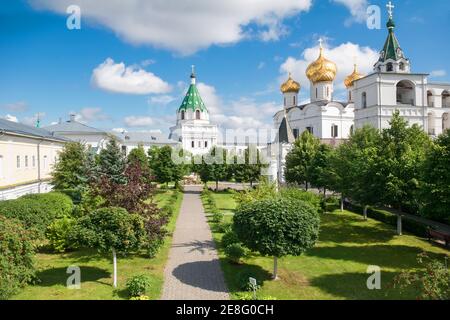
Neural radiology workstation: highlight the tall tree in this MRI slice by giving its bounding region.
[309,143,334,195]
[127,144,151,182]
[420,129,450,224]
[148,146,185,186]
[285,130,320,190]
[52,142,89,191]
[201,147,228,191]
[96,138,126,184]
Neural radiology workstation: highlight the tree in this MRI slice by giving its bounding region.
[148,146,185,186]
[231,147,268,187]
[70,207,146,287]
[420,129,450,223]
[52,142,90,191]
[199,147,229,191]
[285,130,320,190]
[96,138,126,184]
[233,198,320,279]
[309,143,334,195]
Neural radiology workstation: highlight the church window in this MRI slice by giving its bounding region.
[293,129,299,139]
[306,126,313,134]
[387,63,393,72]
[315,88,318,99]
[205,141,208,148]
[349,91,352,101]
[293,96,296,105]
[331,125,339,138]
[326,86,329,97]
[195,110,201,120]
[181,110,185,120]
[362,92,367,108]
[25,156,28,168]
[399,62,405,71]
[32,156,36,167]
[16,156,20,168]
[350,125,354,135]
[191,141,195,148]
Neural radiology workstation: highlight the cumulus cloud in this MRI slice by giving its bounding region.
[92,58,171,95]
[149,95,177,106]
[430,70,447,78]
[30,0,312,55]
[1,101,28,112]
[124,116,155,127]
[280,41,379,96]
[71,107,109,124]
[1,114,19,122]
[332,0,369,25]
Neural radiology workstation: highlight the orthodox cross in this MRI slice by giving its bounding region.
[386,1,395,18]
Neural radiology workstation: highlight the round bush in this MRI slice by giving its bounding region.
[0,192,73,240]
[221,230,240,248]
[126,275,152,297]
[224,243,246,264]
[233,198,320,258]
[0,216,36,299]
[46,216,77,253]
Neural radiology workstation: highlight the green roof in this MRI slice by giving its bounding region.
[378,17,404,62]
[178,82,207,112]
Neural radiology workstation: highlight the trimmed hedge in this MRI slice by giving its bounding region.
[0,216,36,300]
[0,192,73,239]
[345,202,428,237]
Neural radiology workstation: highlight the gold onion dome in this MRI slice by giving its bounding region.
[344,64,364,88]
[306,46,337,84]
[280,73,300,93]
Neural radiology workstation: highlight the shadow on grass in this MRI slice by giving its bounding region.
[307,244,445,269]
[310,271,418,300]
[35,266,110,287]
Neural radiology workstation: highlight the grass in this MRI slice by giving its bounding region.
[12,188,183,300]
[203,190,450,300]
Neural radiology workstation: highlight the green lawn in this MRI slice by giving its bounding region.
[12,189,183,300]
[203,190,450,300]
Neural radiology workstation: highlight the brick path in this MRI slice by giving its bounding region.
[161,186,229,300]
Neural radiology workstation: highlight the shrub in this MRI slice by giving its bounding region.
[215,222,232,234]
[130,295,150,300]
[0,192,73,240]
[280,188,322,213]
[146,238,164,258]
[221,230,240,248]
[126,275,152,297]
[238,271,261,291]
[46,216,77,253]
[224,243,246,264]
[0,216,36,299]
[212,209,224,223]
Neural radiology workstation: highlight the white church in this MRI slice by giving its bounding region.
[270,2,450,183]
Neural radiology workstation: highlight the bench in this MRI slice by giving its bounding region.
[428,228,450,247]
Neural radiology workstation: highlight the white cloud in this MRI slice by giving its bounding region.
[124,116,155,127]
[30,0,312,55]
[1,114,19,122]
[257,62,266,70]
[2,101,28,112]
[22,112,46,126]
[92,58,171,95]
[280,41,379,97]
[332,0,369,25]
[430,70,447,78]
[149,95,177,106]
[70,108,108,124]
[112,128,127,133]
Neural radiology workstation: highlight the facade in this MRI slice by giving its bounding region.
[44,115,110,153]
[0,118,66,200]
[112,130,179,155]
[169,69,218,155]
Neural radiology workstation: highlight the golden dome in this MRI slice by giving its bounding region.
[280,73,300,93]
[305,46,337,84]
[344,64,364,88]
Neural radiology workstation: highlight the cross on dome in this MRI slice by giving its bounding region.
[387,1,395,18]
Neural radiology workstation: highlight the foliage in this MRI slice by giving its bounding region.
[279,187,323,213]
[0,216,36,300]
[69,207,146,254]
[46,216,77,253]
[129,295,150,300]
[212,209,224,223]
[127,144,151,182]
[284,130,320,190]
[233,198,320,258]
[309,143,334,192]
[51,142,90,192]
[238,271,261,292]
[221,230,240,248]
[393,252,449,300]
[233,178,277,206]
[197,147,229,190]
[224,243,246,264]
[420,129,450,224]
[126,274,152,297]
[230,147,268,186]
[96,138,126,185]
[0,192,73,240]
[148,146,187,186]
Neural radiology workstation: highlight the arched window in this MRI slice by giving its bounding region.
[427,91,433,107]
[315,88,318,99]
[293,96,296,106]
[443,113,450,131]
[191,141,195,148]
[362,92,367,108]
[399,62,405,71]
[349,91,352,102]
[428,112,435,136]
[195,110,201,120]
[181,110,185,120]
[326,86,329,98]
[396,80,415,105]
[387,63,393,72]
[442,91,450,108]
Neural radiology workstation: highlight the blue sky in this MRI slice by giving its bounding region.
[1,0,449,133]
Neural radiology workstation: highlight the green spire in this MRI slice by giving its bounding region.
[378,2,404,63]
[178,68,207,112]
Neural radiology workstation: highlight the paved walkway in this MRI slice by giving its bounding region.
[161,186,229,300]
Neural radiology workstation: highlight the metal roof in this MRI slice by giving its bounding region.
[44,119,108,134]
[0,118,67,141]
[111,131,178,145]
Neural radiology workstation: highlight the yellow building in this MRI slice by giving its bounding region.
[0,118,66,200]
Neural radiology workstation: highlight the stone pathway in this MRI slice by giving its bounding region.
[161,185,229,300]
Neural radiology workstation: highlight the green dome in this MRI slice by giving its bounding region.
[386,17,395,30]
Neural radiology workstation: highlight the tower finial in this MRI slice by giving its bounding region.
[386,1,395,19]
[35,113,41,128]
[190,65,196,84]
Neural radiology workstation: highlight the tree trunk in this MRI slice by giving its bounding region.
[340,195,344,212]
[273,256,279,280]
[363,205,368,221]
[112,248,117,288]
[215,180,219,191]
[324,188,327,197]
[305,181,309,191]
[250,180,253,188]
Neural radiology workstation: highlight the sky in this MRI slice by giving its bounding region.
[1,0,449,134]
